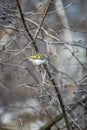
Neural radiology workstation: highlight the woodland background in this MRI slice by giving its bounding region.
[0,0,87,130]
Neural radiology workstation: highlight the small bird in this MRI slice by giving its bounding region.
[25,54,48,65]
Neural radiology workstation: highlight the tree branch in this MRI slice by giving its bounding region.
[16,0,38,53]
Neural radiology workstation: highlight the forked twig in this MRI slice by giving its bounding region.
[34,0,54,40]
[44,64,70,130]
[16,0,70,129]
[16,0,38,53]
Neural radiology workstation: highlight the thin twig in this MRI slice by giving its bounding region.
[64,44,87,70]
[1,14,60,41]
[18,116,25,130]
[16,0,38,53]
[44,64,70,130]
[34,0,54,40]
[16,1,70,129]
[67,112,83,130]
[39,95,87,130]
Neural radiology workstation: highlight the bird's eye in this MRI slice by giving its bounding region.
[35,55,39,59]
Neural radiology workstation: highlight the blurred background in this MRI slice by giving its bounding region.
[0,0,87,130]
